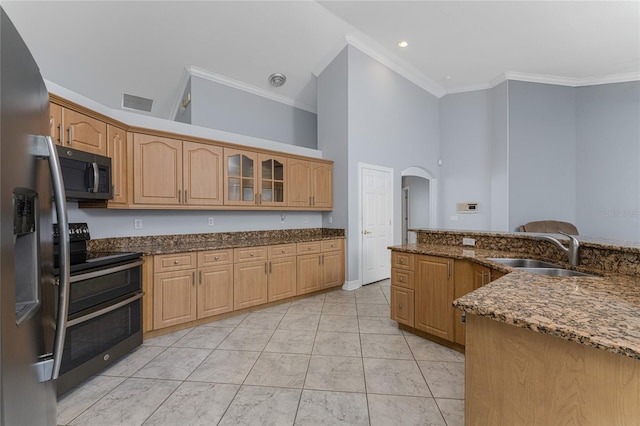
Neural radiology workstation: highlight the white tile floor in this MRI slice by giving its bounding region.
[57,279,465,426]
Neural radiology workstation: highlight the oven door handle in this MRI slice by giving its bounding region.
[69,259,144,283]
[42,135,70,381]
[66,292,144,328]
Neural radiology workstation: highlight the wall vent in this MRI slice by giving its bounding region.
[122,93,153,113]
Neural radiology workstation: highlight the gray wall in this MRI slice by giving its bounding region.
[575,81,640,240]
[342,46,440,284]
[439,89,492,230]
[189,76,317,149]
[489,81,509,231]
[508,81,577,232]
[67,203,322,239]
[317,48,348,231]
[174,77,191,124]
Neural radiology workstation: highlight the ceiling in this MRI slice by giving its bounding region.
[3,1,639,119]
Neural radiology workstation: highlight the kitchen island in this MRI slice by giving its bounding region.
[391,229,640,425]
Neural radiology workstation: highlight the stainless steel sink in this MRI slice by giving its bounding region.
[487,258,562,268]
[519,268,597,277]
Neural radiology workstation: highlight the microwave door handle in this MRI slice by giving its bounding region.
[91,162,99,193]
[42,135,70,381]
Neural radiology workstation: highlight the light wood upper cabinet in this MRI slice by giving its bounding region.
[311,162,332,208]
[62,108,107,155]
[133,134,182,205]
[133,134,224,207]
[107,125,128,205]
[224,148,258,206]
[287,159,333,209]
[415,255,455,341]
[257,154,287,207]
[183,141,223,206]
[49,103,63,145]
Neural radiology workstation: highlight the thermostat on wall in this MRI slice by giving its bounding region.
[457,202,479,214]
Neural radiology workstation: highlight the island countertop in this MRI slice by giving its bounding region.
[390,243,640,360]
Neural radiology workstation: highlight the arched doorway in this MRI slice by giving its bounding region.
[401,167,437,244]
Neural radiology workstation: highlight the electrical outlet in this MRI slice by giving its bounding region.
[463,237,476,246]
[134,219,143,229]
[280,214,286,224]
[208,217,214,227]
[329,215,333,224]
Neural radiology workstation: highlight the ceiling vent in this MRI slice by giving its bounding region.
[268,73,286,88]
[122,93,154,113]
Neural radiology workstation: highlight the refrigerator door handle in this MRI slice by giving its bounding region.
[42,135,70,381]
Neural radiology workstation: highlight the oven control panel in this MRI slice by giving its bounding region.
[53,222,91,242]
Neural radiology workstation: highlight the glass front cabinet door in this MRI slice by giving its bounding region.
[224,149,257,205]
[258,154,287,207]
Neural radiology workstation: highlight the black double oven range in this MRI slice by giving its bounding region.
[53,223,143,395]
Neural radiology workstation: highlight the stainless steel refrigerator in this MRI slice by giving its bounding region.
[1,7,70,425]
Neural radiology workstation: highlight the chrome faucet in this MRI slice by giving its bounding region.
[536,231,580,267]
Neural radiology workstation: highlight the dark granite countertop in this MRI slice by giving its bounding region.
[88,228,345,256]
[390,243,640,360]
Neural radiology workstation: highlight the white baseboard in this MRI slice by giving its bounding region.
[341,279,362,291]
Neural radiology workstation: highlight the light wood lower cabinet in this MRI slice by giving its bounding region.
[149,240,344,332]
[153,250,233,329]
[390,286,414,327]
[415,255,455,341]
[296,239,344,295]
[390,250,509,348]
[453,261,504,345]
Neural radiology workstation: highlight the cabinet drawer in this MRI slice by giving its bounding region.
[321,239,342,252]
[297,241,321,255]
[391,251,414,270]
[154,252,197,272]
[269,244,296,259]
[391,268,414,289]
[391,285,414,327]
[198,249,233,267]
[234,246,268,262]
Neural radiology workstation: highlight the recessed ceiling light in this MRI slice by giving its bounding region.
[397,40,408,48]
[444,75,452,81]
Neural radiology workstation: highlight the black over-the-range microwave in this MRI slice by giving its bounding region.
[56,145,112,200]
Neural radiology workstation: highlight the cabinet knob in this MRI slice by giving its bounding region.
[399,259,404,264]
[250,252,255,257]
[214,256,219,260]
[174,260,179,264]
[281,249,285,253]
[398,304,404,309]
[308,247,312,251]
[399,276,404,282]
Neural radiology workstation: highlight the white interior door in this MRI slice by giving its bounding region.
[361,164,393,285]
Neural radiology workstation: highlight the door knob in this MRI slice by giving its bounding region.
[363,230,371,235]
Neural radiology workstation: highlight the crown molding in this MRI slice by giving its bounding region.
[187,66,317,114]
[313,34,446,99]
[444,71,640,96]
